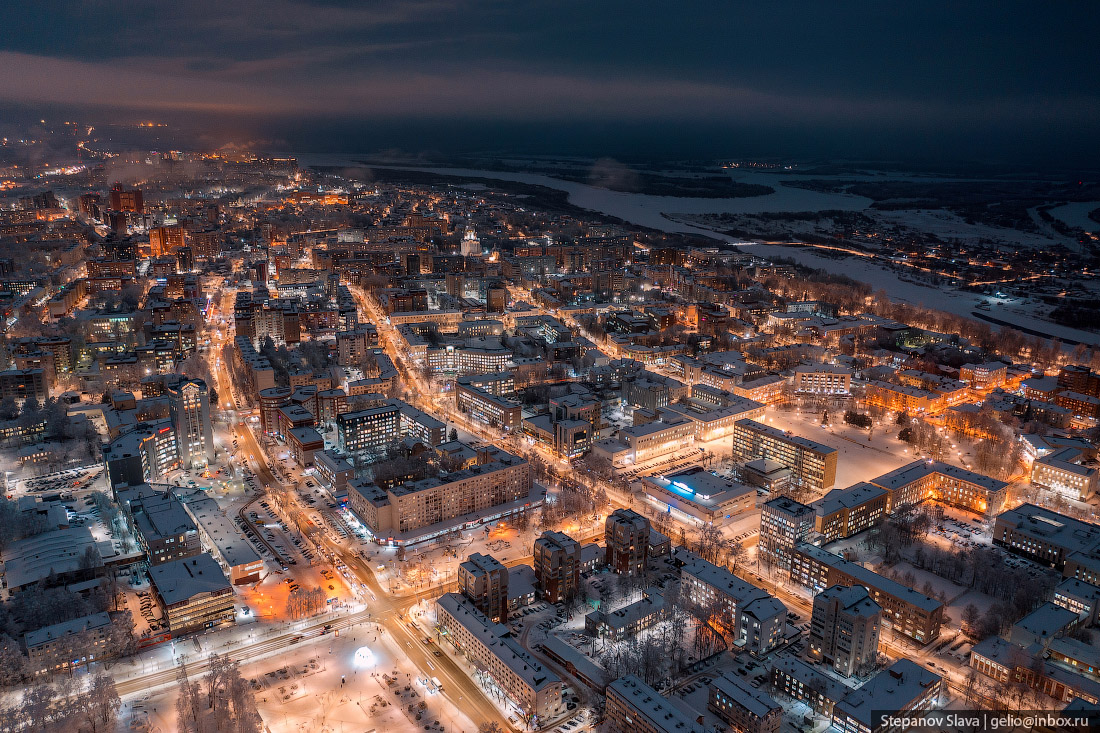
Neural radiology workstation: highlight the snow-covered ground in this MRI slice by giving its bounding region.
[1048,201,1100,232]
[875,208,1066,248]
[737,243,1100,346]
[118,621,477,733]
[760,409,916,495]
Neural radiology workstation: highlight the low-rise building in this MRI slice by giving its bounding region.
[147,553,234,634]
[24,612,113,676]
[183,496,263,585]
[790,543,943,643]
[708,672,783,733]
[1031,447,1099,501]
[641,468,756,527]
[769,657,851,715]
[831,659,942,733]
[585,589,667,641]
[436,593,562,721]
[993,503,1100,573]
[604,675,705,733]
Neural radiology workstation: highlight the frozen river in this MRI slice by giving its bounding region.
[298,154,871,237]
[299,154,1098,344]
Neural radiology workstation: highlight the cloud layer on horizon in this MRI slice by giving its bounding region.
[1,1,1097,161]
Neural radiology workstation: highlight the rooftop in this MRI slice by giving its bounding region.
[607,675,705,733]
[735,419,837,456]
[833,659,941,729]
[147,553,232,605]
[437,593,560,692]
[813,482,888,516]
[795,543,943,613]
[24,611,112,649]
[871,460,1008,493]
[710,672,782,718]
[182,496,262,570]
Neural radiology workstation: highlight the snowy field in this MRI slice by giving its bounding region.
[119,622,476,733]
[760,409,915,494]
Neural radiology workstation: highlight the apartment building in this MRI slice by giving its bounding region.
[605,509,650,575]
[811,482,889,542]
[769,657,850,716]
[732,419,838,493]
[707,673,783,733]
[24,612,113,676]
[116,484,201,566]
[533,531,581,603]
[831,660,942,733]
[809,584,882,677]
[790,543,943,643]
[679,554,788,655]
[0,368,48,403]
[436,593,562,720]
[337,402,402,460]
[604,675,705,733]
[347,446,534,545]
[459,552,509,623]
[456,375,522,430]
[759,496,815,569]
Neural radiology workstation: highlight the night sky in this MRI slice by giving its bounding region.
[2,2,1097,164]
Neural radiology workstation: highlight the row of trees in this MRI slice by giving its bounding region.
[764,260,1092,370]
[176,655,263,733]
[0,672,120,733]
[285,586,329,620]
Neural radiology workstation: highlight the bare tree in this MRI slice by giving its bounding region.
[76,673,122,733]
[0,634,27,687]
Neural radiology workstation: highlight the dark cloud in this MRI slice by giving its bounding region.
[0,2,1096,164]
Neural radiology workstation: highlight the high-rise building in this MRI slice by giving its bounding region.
[759,496,815,570]
[605,508,650,575]
[458,552,509,623]
[149,225,185,257]
[108,184,144,213]
[809,584,882,677]
[533,531,581,603]
[167,378,214,468]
